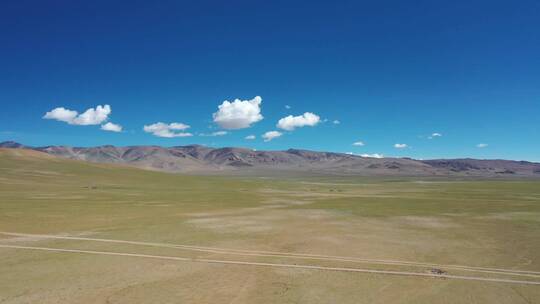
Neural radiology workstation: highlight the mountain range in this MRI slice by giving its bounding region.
[1,141,539,177]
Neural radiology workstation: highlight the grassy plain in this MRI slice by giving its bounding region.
[1,148,540,303]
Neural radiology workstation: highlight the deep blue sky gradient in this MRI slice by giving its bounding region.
[1,0,539,160]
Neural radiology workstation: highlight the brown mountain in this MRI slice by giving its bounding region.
[1,141,539,177]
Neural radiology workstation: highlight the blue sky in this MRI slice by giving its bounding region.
[1,0,539,161]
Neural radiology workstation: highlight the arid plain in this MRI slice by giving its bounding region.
[1,148,540,303]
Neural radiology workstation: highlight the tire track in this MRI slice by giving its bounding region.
[1,231,539,279]
[1,244,539,286]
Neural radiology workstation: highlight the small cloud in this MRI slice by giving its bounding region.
[245,135,256,140]
[262,131,282,142]
[333,120,340,125]
[360,153,384,158]
[43,105,112,125]
[200,131,228,137]
[285,105,291,109]
[143,122,193,138]
[476,143,488,148]
[346,152,384,158]
[352,141,365,146]
[277,112,320,131]
[100,122,122,132]
[394,143,408,149]
[428,132,442,139]
[211,131,227,136]
[43,107,78,123]
[212,96,263,129]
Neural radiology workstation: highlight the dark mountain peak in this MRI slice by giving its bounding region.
[1,142,539,176]
[175,144,208,149]
[0,141,25,148]
[286,148,348,161]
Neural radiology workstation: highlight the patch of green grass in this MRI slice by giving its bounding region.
[288,180,540,217]
[0,150,264,236]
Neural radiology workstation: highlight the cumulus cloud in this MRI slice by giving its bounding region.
[394,143,408,149]
[72,105,111,125]
[143,122,193,138]
[476,143,488,148]
[285,105,291,109]
[277,112,320,131]
[352,141,365,146]
[43,107,78,123]
[333,120,340,125]
[245,135,256,140]
[212,96,263,129]
[360,153,384,158]
[100,122,122,132]
[262,131,282,142]
[43,105,111,125]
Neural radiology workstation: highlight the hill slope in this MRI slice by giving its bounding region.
[1,141,539,176]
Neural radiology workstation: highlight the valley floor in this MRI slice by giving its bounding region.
[1,149,540,303]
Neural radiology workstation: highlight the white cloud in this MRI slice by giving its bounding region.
[43,107,78,123]
[212,96,263,129]
[277,112,320,131]
[346,152,384,158]
[360,153,384,158]
[394,143,408,149]
[72,105,111,125]
[352,141,365,146]
[333,120,340,124]
[43,105,111,125]
[245,135,256,140]
[100,122,122,132]
[476,143,488,148]
[200,131,228,137]
[211,131,227,136]
[428,132,442,139]
[168,122,190,130]
[285,105,291,109]
[143,122,193,138]
[262,131,282,142]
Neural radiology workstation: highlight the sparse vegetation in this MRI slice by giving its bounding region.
[1,148,540,303]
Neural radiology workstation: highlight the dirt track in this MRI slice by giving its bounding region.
[1,244,539,285]
[2,231,539,278]
[1,232,540,286]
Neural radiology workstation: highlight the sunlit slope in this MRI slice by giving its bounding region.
[0,148,263,234]
[4,142,540,176]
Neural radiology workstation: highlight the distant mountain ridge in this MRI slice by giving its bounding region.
[1,141,539,177]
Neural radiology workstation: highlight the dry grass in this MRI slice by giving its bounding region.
[1,151,540,303]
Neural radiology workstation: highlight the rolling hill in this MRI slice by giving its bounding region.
[1,141,539,176]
